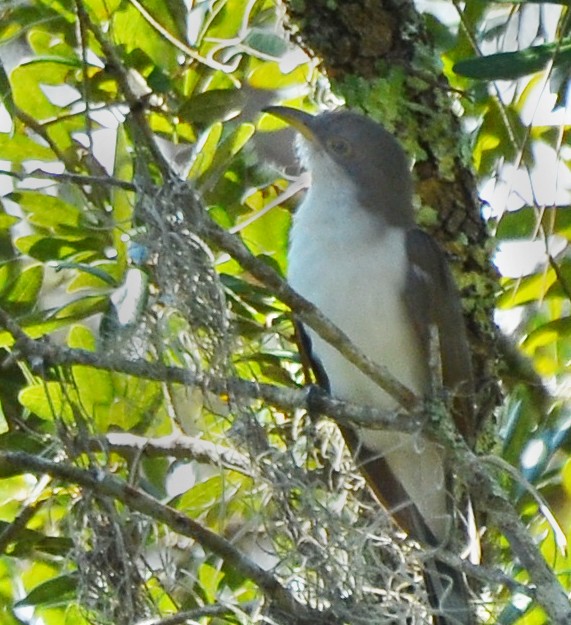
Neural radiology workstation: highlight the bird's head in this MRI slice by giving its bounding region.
[263,106,415,227]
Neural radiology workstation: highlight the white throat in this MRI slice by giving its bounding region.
[287,153,428,406]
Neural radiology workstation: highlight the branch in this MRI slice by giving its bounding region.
[0,168,137,192]
[0,450,323,625]
[141,602,256,625]
[80,433,252,476]
[80,0,172,178]
[0,306,417,433]
[450,438,571,623]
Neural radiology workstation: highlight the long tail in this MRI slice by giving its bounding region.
[339,426,474,625]
[424,557,474,625]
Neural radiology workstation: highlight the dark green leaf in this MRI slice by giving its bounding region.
[496,206,571,240]
[0,521,73,557]
[15,573,78,607]
[179,90,246,125]
[10,191,83,230]
[15,234,104,261]
[147,66,172,93]
[3,264,44,313]
[244,30,288,58]
[454,39,571,80]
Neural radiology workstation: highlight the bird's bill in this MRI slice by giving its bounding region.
[263,106,317,141]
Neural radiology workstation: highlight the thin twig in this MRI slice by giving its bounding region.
[0,499,47,554]
[80,0,172,178]
[80,433,252,476]
[0,169,137,192]
[139,602,257,625]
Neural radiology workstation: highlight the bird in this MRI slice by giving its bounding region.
[263,105,476,625]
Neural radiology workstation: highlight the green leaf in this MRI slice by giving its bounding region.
[104,376,162,432]
[15,234,103,261]
[0,401,7,435]
[499,258,571,308]
[0,521,73,557]
[64,262,121,290]
[147,66,172,93]
[496,206,571,240]
[187,123,223,180]
[473,101,527,175]
[10,61,79,118]
[111,2,180,73]
[244,30,288,58]
[454,39,571,81]
[67,324,97,351]
[67,326,116,429]
[28,29,77,59]
[0,296,109,347]
[248,62,308,89]
[198,562,225,603]
[173,475,226,518]
[84,0,123,20]
[3,264,44,312]
[15,573,78,607]
[10,191,83,230]
[522,317,571,352]
[0,134,56,164]
[0,212,20,230]
[19,383,74,422]
[52,295,109,321]
[197,123,255,190]
[0,5,71,44]
[239,206,290,275]
[497,270,556,309]
[178,89,246,125]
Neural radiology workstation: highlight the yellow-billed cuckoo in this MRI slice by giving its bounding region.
[264,106,476,625]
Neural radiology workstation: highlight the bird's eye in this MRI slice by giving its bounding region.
[327,136,352,157]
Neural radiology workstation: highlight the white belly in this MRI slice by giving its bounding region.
[288,184,449,540]
[288,189,428,407]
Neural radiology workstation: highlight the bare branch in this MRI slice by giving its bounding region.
[448,439,571,623]
[80,433,252,476]
[0,306,417,433]
[0,168,137,192]
[139,602,257,625]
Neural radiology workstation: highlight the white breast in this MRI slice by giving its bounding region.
[287,155,449,541]
[288,177,428,408]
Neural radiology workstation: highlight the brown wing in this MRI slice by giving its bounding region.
[404,229,475,445]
